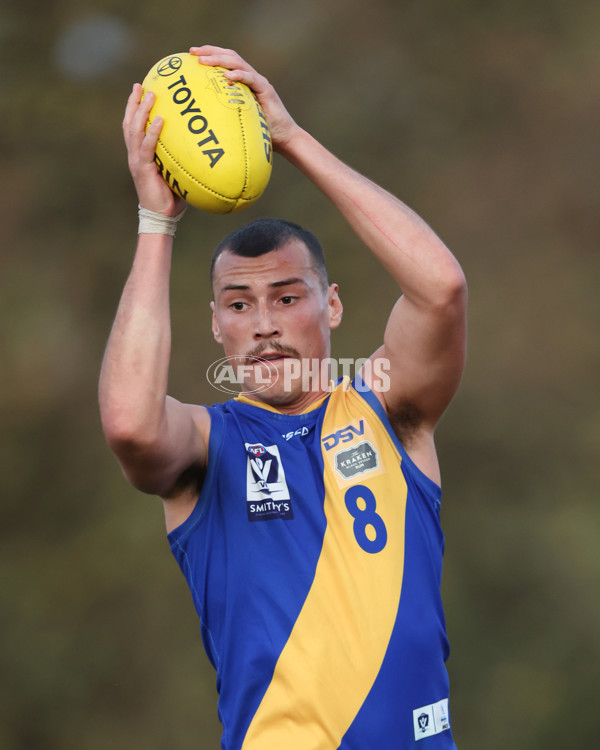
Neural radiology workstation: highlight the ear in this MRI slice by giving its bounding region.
[210,301,222,344]
[327,283,343,330]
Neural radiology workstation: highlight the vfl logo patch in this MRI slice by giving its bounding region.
[334,441,378,480]
[245,443,293,522]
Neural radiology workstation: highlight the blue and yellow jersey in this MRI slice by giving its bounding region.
[168,378,457,749]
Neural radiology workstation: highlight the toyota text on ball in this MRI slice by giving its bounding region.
[166,73,225,168]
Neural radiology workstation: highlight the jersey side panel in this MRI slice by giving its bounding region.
[339,383,456,749]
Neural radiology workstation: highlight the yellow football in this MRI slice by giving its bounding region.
[142,52,273,213]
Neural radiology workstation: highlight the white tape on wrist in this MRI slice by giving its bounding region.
[138,204,187,236]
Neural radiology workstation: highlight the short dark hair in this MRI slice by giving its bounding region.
[210,217,329,290]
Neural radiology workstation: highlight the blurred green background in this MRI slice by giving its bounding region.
[2,0,599,748]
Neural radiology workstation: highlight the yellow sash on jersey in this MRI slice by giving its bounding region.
[242,382,408,749]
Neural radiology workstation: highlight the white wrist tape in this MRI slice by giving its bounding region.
[138,204,187,236]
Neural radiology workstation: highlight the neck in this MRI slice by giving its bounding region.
[238,385,332,414]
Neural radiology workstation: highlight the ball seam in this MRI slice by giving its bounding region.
[238,109,250,198]
[236,108,262,202]
[155,131,236,203]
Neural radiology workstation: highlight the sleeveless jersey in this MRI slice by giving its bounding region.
[168,377,457,749]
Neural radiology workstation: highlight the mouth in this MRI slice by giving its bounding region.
[245,346,299,365]
[254,352,290,363]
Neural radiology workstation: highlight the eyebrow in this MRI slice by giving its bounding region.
[271,277,307,289]
[219,277,308,293]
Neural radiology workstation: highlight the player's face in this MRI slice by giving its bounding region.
[211,240,343,409]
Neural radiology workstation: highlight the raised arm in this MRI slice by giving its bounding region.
[190,46,467,481]
[99,84,209,514]
[286,140,468,432]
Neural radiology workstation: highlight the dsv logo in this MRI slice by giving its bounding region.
[322,420,365,451]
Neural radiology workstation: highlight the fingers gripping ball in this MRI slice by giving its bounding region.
[142,53,273,213]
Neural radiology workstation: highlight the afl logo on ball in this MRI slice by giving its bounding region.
[158,56,182,76]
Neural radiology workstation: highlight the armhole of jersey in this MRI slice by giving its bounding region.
[167,405,225,546]
[351,374,442,509]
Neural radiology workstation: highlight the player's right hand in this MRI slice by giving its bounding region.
[122,83,186,217]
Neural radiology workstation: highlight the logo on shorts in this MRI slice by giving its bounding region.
[245,443,293,521]
[413,699,450,741]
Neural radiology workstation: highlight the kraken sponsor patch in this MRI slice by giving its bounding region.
[334,441,379,480]
[321,417,387,489]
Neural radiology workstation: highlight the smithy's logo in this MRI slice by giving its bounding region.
[245,443,293,522]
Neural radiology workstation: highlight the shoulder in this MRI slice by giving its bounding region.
[188,401,213,442]
[159,402,213,532]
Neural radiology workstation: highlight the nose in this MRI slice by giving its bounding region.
[253,304,280,340]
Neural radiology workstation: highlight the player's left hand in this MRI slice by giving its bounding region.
[189,45,302,152]
[123,84,187,216]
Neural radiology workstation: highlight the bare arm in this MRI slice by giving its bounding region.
[282,138,467,482]
[190,47,467,480]
[286,138,467,426]
[99,84,208,501]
